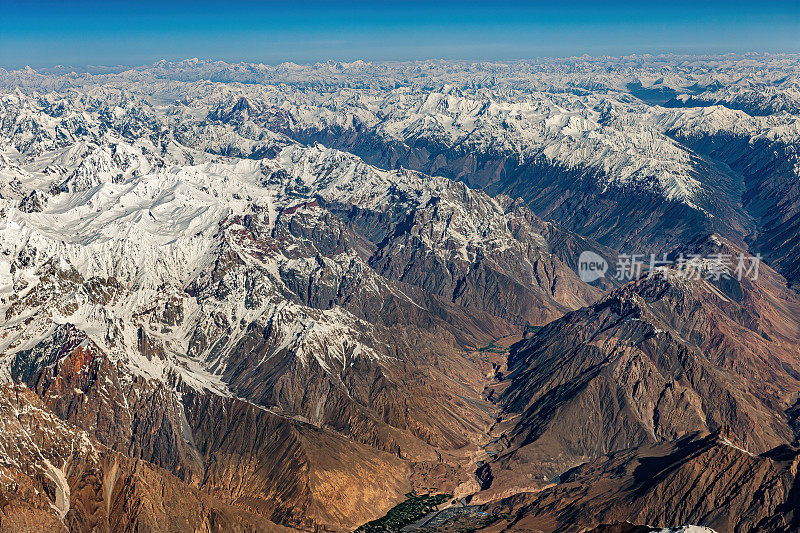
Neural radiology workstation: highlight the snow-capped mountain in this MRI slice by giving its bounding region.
[0,82,605,530]
[0,56,799,532]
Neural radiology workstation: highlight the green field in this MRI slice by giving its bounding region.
[355,492,453,532]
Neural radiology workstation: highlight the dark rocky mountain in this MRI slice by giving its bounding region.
[469,238,800,530]
[659,110,800,289]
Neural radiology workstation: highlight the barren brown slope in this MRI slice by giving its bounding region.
[482,431,800,533]
[10,325,415,531]
[0,384,294,533]
[478,239,800,501]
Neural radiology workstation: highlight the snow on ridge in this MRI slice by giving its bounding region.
[4,59,799,212]
[2,57,799,396]
[272,142,550,264]
[0,95,555,394]
[209,86,707,205]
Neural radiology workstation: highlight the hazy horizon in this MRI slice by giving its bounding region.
[8,52,800,74]
[1,0,798,69]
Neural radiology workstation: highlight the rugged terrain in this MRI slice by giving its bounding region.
[0,55,799,532]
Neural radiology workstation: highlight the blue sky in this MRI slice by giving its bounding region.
[1,1,798,68]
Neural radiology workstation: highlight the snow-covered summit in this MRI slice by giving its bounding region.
[0,88,596,401]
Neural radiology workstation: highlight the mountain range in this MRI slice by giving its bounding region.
[0,54,799,532]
